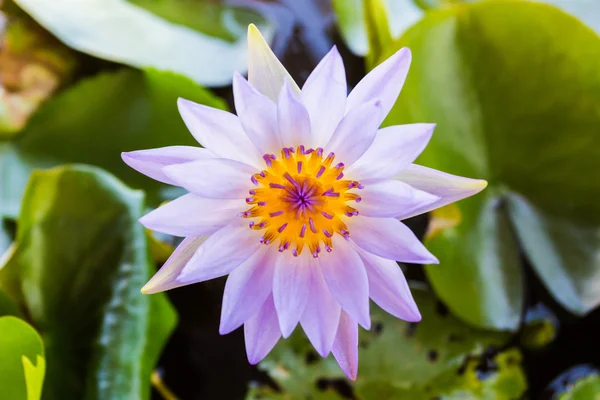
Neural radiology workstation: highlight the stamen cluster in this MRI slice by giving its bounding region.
[240,146,363,257]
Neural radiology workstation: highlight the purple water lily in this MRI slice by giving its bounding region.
[122,24,486,380]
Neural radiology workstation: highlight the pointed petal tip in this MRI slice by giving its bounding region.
[140,280,162,295]
[247,23,262,38]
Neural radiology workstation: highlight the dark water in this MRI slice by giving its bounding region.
[152,5,600,399]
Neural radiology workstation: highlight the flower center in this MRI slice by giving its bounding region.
[240,146,363,258]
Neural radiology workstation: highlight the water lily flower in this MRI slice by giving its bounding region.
[122,24,486,380]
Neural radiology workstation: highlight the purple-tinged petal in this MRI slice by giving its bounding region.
[355,246,421,322]
[331,311,359,381]
[220,247,277,334]
[321,236,370,329]
[139,194,245,237]
[394,164,488,219]
[300,260,341,357]
[244,294,282,364]
[301,46,347,146]
[164,157,256,200]
[141,236,207,294]
[177,98,261,168]
[326,99,382,166]
[346,123,435,181]
[172,219,261,287]
[278,80,312,147]
[273,251,312,338]
[349,217,438,264]
[346,47,411,125]
[233,72,282,155]
[247,24,300,102]
[358,180,439,219]
[121,146,212,185]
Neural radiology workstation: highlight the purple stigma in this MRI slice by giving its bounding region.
[258,201,267,207]
[269,183,286,189]
[297,161,302,173]
[251,175,259,185]
[292,249,298,257]
[262,154,272,166]
[269,211,283,217]
[323,229,333,238]
[336,172,344,180]
[278,223,288,233]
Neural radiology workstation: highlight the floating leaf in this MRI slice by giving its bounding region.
[16,165,177,399]
[0,68,226,219]
[250,287,519,399]
[13,0,273,86]
[0,316,45,400]
[382,0,600,330]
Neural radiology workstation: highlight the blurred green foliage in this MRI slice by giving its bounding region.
[0,316,45,400]
[559,373,600,400]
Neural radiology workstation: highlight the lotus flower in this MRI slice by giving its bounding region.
[122,24,486,380]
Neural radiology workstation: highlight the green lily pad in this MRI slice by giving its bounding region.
[249,287,521,399]
[0,68,226,220]
[15,165,177,399]
[13,0,273,86]
[380,0,600,330]
[0,316,45,400]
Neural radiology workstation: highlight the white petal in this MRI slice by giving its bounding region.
[321,236,370,329]
[244,294,281,364]
[331,311,359,381]
[300,260,341,357]
[273,252,312,338]
[326,99,382,166]
[355,246,421,322]
[358,180,439,219]
[278,80,312,147]
[177,98,261,168]
[233,72,282,155]
[346,47,411,125]
[219,247,276,334]
[301,46,347,146]
[175,220,261,286]
[346,123,435,181]
[247,24,300,102]
[164,157,255,200]
[349,217,438,264]
[141,236,207,294]
[121,146,212,185]
[394,164,488,219]
[139,194,245,237]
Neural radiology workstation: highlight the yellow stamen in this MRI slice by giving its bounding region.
[241,146,363,258]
